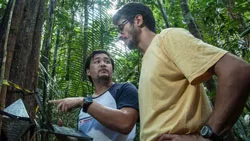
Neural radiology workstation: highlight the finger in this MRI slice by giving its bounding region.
[48,100,53,103]
[48,99,62,104]
[57,102,63,111]
[62,104,66,112]
[62,103,68,112]
[158,134,174,141]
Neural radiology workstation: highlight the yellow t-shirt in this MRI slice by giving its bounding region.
[139,28,227,141]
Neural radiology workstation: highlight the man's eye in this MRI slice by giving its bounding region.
[94,60,100,64]
[118,25,123,32]
[117,28,121,32]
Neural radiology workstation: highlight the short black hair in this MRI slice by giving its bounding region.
[84,50,114,83]
[113,2,156,33]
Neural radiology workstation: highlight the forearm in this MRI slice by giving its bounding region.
[86,102,138,134]
[49,97,84,112]
[207,80,249,135]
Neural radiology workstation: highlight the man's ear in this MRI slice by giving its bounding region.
[134,14,144,27]
[87,69,90,76]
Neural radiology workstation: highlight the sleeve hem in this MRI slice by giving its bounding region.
[188,51,228,85]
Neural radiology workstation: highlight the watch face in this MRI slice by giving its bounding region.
[200,126,208,136]
[200,125,221,140]
[82,96,93,113]
[200,126,212,137]
[84,96,93,104]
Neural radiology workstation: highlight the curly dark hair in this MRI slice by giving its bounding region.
[113,2,156,33]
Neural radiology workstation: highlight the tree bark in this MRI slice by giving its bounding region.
[180,0,202,39]
[65,11,74,81]
[48,29,60,123]
[0,0,25,108]
[157,0,170,28]
[0,0,45,139]
[40,0,56,140]
[6,0,45,117]
[0,0,17,136]
[82,0,89,81]
[99,3,104,49]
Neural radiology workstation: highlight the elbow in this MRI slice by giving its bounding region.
[233,65,250,98]
[239,65,250,92]
[119,130,131,135]
[117,123,135,135]
[228,64,250,91]
[245,66,250,93]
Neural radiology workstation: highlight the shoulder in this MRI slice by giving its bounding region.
[159,28,193,39]
[108,83,136,94]
[110,83,138,95]
[114,82,137,90]
[157,28,198,49]
[112,83,139,110]
[160,28,189,34]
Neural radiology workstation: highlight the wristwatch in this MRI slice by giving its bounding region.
[200,125,221,141]
[82,96,93,113]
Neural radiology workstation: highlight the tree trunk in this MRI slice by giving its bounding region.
[0,0,45,139]
[180,0,202,39]
[50,29,60,93]
[157,0,170,28]
[0,0,17,136]
[180,0,216,93]
[0,0,25,108]
[82,0,89,81]
[65,8,75,82]
[91,3,95,51]
[99,3,104,49]
[40,0,56,140]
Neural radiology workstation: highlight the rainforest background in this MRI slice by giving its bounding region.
[0,0,249,140]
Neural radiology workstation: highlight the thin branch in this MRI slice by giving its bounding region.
[0,0,16,106]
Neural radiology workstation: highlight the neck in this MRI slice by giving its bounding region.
[138,28,156,54]
[93,80,113,97]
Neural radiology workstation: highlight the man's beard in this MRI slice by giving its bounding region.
[127,26,140,50]
[97,75,111,83]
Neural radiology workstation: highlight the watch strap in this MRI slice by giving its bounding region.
[82,96,93,113]
[211,133,222,141]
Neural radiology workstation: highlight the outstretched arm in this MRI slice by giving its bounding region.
[49,97,84,112]
[49,97,138,134]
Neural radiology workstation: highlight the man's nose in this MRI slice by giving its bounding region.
[118,33,125,41]
[100,60,107,66]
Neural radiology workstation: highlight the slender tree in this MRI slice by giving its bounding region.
[82,0,89,81]
[180,0,216,93]
[40,0,56,140]
[157,0,170,28]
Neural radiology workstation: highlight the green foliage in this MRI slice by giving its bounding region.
[190,0,249,58]
[112,49,141,87]
[0,0,7,21]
